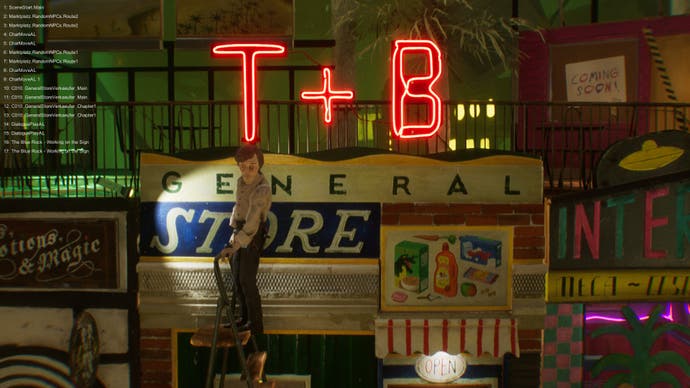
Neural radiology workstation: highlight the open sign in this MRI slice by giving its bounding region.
[415,351,467,383]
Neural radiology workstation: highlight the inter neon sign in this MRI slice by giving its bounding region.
[211,39,444,143]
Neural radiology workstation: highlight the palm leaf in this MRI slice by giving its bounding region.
[647,370,682,388]
[644,304,665,327]
[621,305,644,332]
[602,371,631,388]
[429,13,447,40]
[652,322,690,343]
[423,11,438,42]
[591,353,633,377]
[335,0,542,71]
[651,350,690,377]
[591,322,632,339]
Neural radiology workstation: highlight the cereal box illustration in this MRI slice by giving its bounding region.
[394,240,429,293]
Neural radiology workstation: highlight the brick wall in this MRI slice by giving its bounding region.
[140,328,173,388]
[518,329,544,353]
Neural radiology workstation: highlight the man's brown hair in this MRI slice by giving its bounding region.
[234,143,264,168]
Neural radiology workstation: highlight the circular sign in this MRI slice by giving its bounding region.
[415,351,467,383]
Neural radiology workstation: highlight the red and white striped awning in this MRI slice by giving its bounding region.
[375,318,519,358]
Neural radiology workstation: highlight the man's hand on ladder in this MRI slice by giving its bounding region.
[218,239,239,259]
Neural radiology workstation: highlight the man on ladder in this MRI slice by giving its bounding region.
[219,143,271,335]
[193,143,272,388]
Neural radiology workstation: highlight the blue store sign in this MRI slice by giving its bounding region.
[140,201,380,259]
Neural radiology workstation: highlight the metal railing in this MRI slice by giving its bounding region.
[2,100,689,198]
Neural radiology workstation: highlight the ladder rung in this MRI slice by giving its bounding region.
[190,324,251,348]
[216,378,275,388]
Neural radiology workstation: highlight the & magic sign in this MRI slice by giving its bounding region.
[0,214,126,290]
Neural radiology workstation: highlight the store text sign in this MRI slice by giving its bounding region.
[212,40,443,142]
[547,269,690,302]
[140,202,381,258]
[549,174,690,270]
[140,152,543,204]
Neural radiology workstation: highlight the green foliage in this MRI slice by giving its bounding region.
[335,0,540,72]
[590,304,690,387]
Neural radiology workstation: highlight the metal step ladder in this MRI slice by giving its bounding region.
[190,253,273,388]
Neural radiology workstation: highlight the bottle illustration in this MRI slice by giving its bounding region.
[433,242,458,297]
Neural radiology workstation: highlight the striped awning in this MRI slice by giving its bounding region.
[375,318,519,359]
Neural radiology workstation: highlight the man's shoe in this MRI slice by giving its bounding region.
[237,321,263,334]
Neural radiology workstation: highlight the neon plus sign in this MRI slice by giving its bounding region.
[300,67,354,125]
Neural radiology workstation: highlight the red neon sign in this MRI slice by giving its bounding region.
[300,67,355,125]
[211,39,445,142]
[391,40,443,139]
[212,43,287,143]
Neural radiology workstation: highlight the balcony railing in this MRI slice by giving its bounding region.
[2,100,688,198]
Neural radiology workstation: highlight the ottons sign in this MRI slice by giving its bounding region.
[211,40,444,142]
[0,218,119,289]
